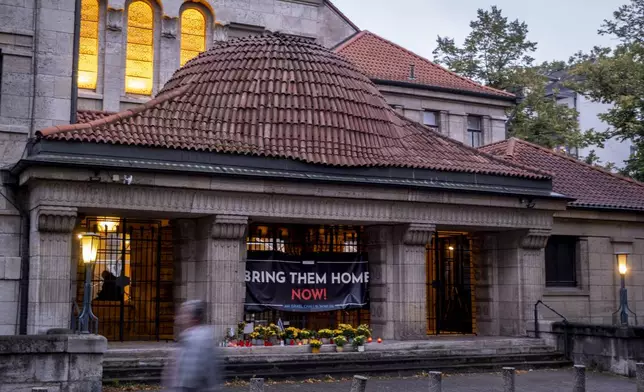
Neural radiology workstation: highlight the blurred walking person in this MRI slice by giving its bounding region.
[163,300,223,391]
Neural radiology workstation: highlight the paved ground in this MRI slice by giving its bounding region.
[222,369,635,392]
[104,369,636,392]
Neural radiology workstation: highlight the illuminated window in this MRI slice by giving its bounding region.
[180,8,206,66]
[78,0,100,90]
[125,1,154,95]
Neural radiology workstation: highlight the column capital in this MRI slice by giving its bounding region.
[211,215,248,239]
[521,228,551,249]
[36,206,77,233]
[106,8,124,32]
[403,223,435,246]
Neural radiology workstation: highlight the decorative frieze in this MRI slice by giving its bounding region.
[106,8,123,32]
[36,207,77,233]
[161,17,177,39]
[213,22,229,42]
[403,223,435,245]
[521,228,551,249]
[29,182,555,230]
[211,215,248,240]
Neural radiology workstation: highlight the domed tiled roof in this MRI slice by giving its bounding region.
[39,33,548,179]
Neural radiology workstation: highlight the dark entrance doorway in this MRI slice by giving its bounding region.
[75,217,174,341]
[426,232,475,335]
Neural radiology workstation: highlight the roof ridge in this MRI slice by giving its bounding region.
[395,114,553,179]
[336,31,514,98]
[502,137,644,188]
[37,84,192,138]
[332,30,366,52]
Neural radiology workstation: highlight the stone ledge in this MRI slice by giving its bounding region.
[0,334,107,354]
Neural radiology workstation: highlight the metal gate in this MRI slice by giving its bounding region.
[426,232,474,335]
[75,218,175,341]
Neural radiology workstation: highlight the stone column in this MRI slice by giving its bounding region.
[159,17,179,89]
[103,8,125,112]
[207,215,248,340]
[28,206,77,334]
[439,111,450,136]
[497,229,550,336]
[367,223,434,340]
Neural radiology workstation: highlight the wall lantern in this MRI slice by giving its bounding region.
[77,232,99,334]
[614,251,636,326]
[617,253,628,275]
[80,232,100,264]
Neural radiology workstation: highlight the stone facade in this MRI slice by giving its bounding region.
[537,210,644,326]
[0,334,107,392]
[77,0,358,112]
[377,84,513,147]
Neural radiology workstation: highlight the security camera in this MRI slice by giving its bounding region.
[123,175,133,185]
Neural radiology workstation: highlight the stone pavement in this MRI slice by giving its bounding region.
[223,369,636,392]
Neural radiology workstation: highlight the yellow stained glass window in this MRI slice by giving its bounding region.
[126,1,154,95]
[180,8,206,66]
[78,0,99,90]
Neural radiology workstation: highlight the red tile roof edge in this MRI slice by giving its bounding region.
[37,85,191,138]
[482,137,644,189]
[397,115,553,179]
[334,30,515,99]
[324,0,360,32]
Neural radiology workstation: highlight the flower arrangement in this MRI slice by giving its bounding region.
[249,331,260,340]
[352,335,366,349]
[333,329,344,338]
[356,324,372,338]
[310,339,323,349]
[237,321,246,338]
[333,335,347,347]
[299,329,311,344]
[284,327,299,340]
[339,324,356,339]
[318,329,333,338]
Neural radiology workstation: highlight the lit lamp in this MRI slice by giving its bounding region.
[614,252,635,326]
[77,232,100,334]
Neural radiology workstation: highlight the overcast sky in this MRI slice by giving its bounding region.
[332,0,619,63]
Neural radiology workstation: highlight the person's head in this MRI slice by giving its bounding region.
[101,270,111,279]
[177,300,206,331]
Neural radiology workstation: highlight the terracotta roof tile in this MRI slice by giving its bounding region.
[334,31,514,99]
[480,138,644,211]
[76,109,115,123]
[41,33,544,180]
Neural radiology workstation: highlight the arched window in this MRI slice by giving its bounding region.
[78,0,100,90]
[180,8,206,67]
[125,1,154,95]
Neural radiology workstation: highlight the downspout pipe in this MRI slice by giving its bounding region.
[70,0,82,124]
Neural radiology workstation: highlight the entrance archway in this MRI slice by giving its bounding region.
[426,232,476,335]
[74,217,175,341]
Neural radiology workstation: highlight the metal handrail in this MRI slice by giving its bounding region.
[534,300,570,360]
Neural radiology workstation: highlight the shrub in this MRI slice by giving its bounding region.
[284,327,299,339]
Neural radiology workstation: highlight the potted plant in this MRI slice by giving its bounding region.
[310,339,323,354]
[318,329,333,344]
[353,335,366,352]
[268,324,281,345]
[299,329,311,345]
[356,324,371,338]
[284,327,299,345]
[249,331,261,346]
[340,325,356,342]
[334,335,347,352]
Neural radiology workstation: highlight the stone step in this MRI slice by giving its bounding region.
[103,345,569,384]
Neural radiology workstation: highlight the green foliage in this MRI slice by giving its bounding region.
[571,0,644,180]
[433,6,599,151]
[433,6,536,89]
[333,335,347,347]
